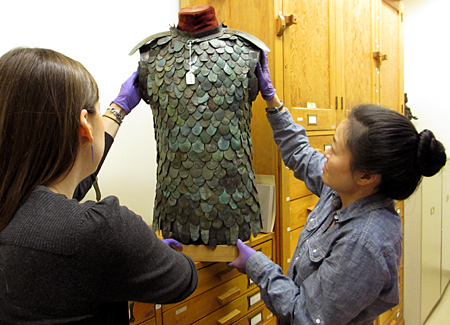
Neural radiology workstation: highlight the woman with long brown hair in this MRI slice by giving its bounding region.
[0,47,197,324]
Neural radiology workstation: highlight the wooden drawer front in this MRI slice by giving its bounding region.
[290,107,336,131]
[129,302,155,325]
[290,194,319,230]
[138,317,156,325]
[289,172,311,200]
[163,274,256,324]
[232,303,274,325]
[192,287,263,325]
[253,239,273,260]
[378,301,403,325]
[290,227,303,261]
[163,262,241,312]
[288,135,332,201]
[309,135,334,154]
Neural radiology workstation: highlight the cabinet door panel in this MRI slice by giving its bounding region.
[340,0,374,117]
[379,1,402,111]
[283,0,335,120]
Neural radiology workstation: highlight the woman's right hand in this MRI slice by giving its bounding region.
[255,51,276,101]
[111,70,141,115]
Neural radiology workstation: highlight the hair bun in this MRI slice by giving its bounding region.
[417,129,447,177]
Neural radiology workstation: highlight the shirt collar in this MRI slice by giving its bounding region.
[331,191,394,223]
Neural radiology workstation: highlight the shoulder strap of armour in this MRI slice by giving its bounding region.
[129,31,172,55]
[223,28,270,53]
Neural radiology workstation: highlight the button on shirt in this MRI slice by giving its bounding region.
[246,109,402,324]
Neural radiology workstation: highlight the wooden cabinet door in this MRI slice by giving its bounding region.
[282,0,338,131]
[337,0,375,124]
[378,0,404,112]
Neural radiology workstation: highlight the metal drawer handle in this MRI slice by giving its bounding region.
[216,268,235,281]
[217,287,241,305]
[217,309,242,325]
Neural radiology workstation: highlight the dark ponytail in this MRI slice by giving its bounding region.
[346,104,446,200]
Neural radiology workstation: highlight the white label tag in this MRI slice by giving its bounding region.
[186,71,195,85]
[249,292,261,307]
[175,306,187,315]
[250,312,263,325]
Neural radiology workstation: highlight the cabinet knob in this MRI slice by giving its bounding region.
[277,13,297,36]
[373,51,388,62]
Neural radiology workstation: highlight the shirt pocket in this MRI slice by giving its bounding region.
[294,238,327,281]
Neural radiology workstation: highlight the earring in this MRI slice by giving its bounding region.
[91,145,95,164]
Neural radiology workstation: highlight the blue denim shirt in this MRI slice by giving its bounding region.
[246,109,402,324]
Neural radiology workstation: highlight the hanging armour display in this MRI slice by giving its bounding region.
[130,23,269,247]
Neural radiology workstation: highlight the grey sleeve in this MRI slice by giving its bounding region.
[82,196,198,304]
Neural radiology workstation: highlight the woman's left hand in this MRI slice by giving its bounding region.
[111,70,141,114]
[227,239,256,274]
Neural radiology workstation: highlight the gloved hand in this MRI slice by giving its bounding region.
[227,239,256,274]
[162,238,183,250]
[255,51,276,101]
[111,70,141,114]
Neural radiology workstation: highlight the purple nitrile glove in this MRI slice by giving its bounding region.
[162,238,183,250]
[255,51,276,101]
[227,239,257,274]
[111,70,141,115]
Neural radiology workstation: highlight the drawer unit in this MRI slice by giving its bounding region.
[129,233,274,324]
[192,287,264,325]
[163,238,273,313]
[162,238,274,324]
[162,273,256,324]
[162,262,241,313]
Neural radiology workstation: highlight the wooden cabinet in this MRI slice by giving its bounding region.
[171,0,404,323]
[129,233,275,324]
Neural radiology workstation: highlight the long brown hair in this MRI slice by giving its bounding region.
[0,48,99,232]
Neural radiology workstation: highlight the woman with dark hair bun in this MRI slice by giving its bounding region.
[0,47,197,324]
[228,52,446,324]
[346,104,446,200]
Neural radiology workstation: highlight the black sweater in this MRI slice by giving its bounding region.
[0,134,197,324]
